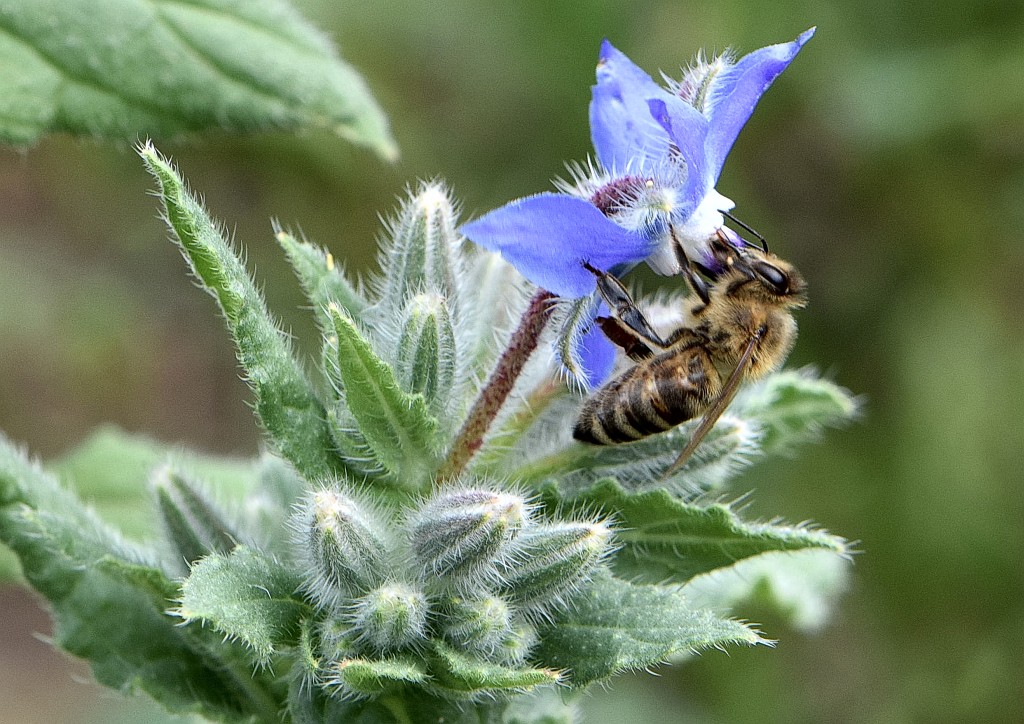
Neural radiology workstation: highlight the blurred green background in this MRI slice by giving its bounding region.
[2,0,1023,722]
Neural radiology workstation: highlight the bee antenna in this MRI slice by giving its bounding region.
[721,210,769,253]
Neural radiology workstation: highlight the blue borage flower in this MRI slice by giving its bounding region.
[462,29,814,388]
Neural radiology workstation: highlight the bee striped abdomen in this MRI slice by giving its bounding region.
[573,347,717,446]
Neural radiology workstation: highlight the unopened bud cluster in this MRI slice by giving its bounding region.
[291,482,613,699]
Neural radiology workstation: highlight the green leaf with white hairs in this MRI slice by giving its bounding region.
[326,655,427,697]
[328,305,440,487]
[179,546,310,664]
[141,144,351,483]
[0,0,396,158]
[543,479,850,584]
[683,548,852,633]
[276,227,370,330]
[735,369,859,454]
[0,436,282,720]
[533,572,767,688]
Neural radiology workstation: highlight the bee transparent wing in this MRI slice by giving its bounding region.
[661,329,762,479]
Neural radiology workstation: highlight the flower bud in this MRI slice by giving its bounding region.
[437,594,514,655]
[411,489,529,584]
[350,583,429,652]
[151,465,238,568]
[395,293,457,417]
[297,489,389,602]
[500,520,614,617]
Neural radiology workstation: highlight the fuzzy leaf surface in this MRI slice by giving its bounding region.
[736,369,859,453]
[533,572,766,687]
[179,546,309,663]
[544,480,849,584]
[276,228,369,328]
[683,548,851,633]
[329,305,439,485]
[142,144,348,483]
[0,436,280,721]
[0,0,396,157]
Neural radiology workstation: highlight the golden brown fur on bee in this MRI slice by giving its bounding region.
[573,247,807,446]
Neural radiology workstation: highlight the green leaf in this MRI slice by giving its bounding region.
[544,479,850,584]
[329,305,439,486]
[276,227,370,330]
[427,641,560,698]
[0,436,281,721]
[141,144,350,483]
[179,546,310,664]
[736,369,859,454]
[533,572,766,687]
[0,0,396,158]
[682,549,851,633]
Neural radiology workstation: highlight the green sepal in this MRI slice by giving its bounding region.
[736,369,859,454]
[396,293,458,420]
[276,227,370,331]
[179,546,311,665]
[427,640,561,699]
[153,465,240,568]
[326,655,428,697]
[0,0,396,158]
[552,294,601,392]
[328,304,439,487]
[141,144,348,484]
[542,479,849,584]
[533,572,767,688]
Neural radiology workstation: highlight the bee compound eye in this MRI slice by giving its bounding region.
[753,261,789,294]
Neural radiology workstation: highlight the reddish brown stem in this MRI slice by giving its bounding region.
[437,289,555,483]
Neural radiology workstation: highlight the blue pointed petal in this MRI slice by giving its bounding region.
[590,40,674,173]
[703,28,814,179]
[577,321,618,389]
[460,193,653,297]
[648,97,710,211]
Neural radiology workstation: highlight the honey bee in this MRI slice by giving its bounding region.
[572,229,808,477]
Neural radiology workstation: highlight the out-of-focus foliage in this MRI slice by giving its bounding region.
[1,0,1022,722]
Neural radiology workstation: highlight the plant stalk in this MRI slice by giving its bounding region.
[437,289,555,482]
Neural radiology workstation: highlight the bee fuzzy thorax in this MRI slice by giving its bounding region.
[573,243,807,472]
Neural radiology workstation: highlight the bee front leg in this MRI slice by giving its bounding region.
[582,261,671,353]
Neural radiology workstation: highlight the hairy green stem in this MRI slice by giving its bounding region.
[437,289,555,482]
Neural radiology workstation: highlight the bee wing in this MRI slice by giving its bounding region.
[661,330,760,479]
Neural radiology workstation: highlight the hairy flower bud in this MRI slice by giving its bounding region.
[411,489,529,584]
[297,489,389,602]
[396,293,457,417]
[501,521,614,617]
[437,594,514,655]
[151,464,239,568]
[349,583,429,652]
